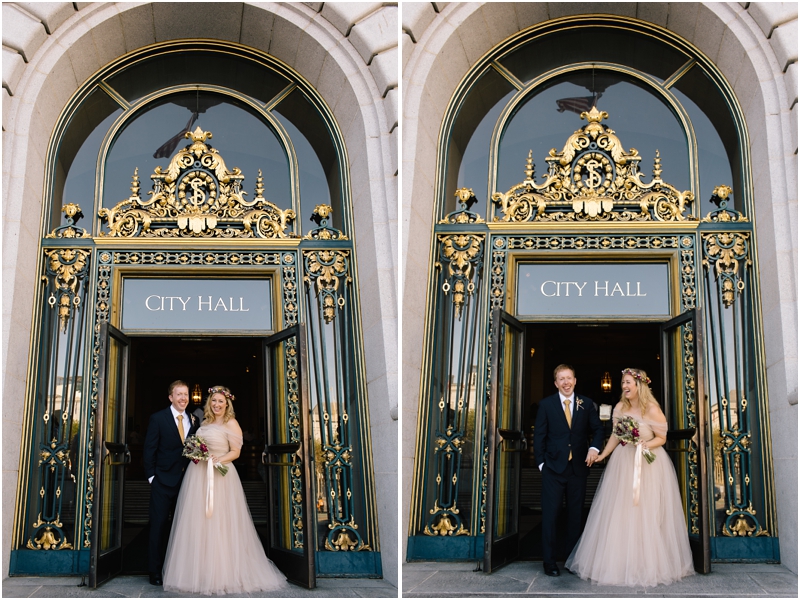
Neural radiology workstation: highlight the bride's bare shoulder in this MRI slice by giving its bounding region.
[224,418,243,436]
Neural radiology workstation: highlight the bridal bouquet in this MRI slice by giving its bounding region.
[613,415,656,464]
[182,435,228,476]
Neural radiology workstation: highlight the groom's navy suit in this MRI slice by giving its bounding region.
[534,393,604,564]
[143,407,199,575]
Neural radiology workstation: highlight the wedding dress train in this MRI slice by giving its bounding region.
[162,423,287,595]
[565,407,694,587]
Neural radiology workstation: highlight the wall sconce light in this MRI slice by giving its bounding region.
[601,371,612,393]
[191,383,203,405]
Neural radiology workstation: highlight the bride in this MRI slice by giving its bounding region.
[162,386,287,594]
[565,368,694,587]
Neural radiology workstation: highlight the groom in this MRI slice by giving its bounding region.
[143,380,199,585]
[533,364,604,577]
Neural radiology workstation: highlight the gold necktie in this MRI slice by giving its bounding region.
[564,399,572,460]
[177,414,185,443]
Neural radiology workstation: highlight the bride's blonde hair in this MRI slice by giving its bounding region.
[203,386,236,424]
[619,368,658,416]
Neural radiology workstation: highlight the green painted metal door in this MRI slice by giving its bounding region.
[262,325,316,589]
[661,309,711,574]
[90,323,131,587]
[483,309,526,573]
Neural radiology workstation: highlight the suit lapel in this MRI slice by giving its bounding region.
[571,395,582,427]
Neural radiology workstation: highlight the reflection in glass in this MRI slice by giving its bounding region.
[672,66,742,215]
[419,249,483,536]
[102,92,291,214]
[273,112,332,233]
[497,73,690,203]
[26,258,89,551]
[53,87,122,233]
[304,263,370,551]
[444,68,515,217]
[273,89,342,232]
[703,252,766,537]
[494,322,520,539]
[100,337,125,553]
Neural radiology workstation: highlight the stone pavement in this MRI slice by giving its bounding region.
[403,561,797,597]
[2,575,397,598]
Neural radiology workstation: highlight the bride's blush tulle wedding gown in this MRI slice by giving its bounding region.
[162,423,287,594]
[565,406,694,587]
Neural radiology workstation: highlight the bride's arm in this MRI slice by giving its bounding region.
[211,419,243,464]
[596,434,620,461]
[596,408,622,461]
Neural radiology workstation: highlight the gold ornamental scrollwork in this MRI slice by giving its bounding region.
[26,514,73,550]
[303,249,351,323]
[436,233,485,318]
[45,203,91,239]
[701,185,749,223]
[439,188,485,224]
[44,248,90,333]
[702,231,751,308]
[423,501,469,537]
[492,107,695,223]
[304,204,348,240]
[325,518,371,551]
[99,128,296,238]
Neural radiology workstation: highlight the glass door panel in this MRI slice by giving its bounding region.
[483,309,525,572]
[262,325,315,588]
[662,309,710,573]
[90,324,131,587]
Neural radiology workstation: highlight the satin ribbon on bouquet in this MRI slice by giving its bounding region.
[205,458,215,518]
[632,443,643,506]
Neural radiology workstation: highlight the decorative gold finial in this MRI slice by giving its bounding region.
[62,203,83,224]
[454,188,475,206]
[186,126,212,143]
[580,105,609,124]
[313,204,333,220]
[713,185,732,201]
[653,150,662,180]
[524,150,535,181]
[254,169,265,201]
[129,168,141,201]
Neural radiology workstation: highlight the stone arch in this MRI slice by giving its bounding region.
[2,2,397,582]
[402,2,796,571]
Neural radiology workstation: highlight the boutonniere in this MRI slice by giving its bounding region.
[575,398,584,411]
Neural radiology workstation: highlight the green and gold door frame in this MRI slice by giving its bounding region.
[408,104,778,564]
[12,48,382,577]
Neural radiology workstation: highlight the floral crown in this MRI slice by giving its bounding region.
[621,368,651,385]
[208,386,235,401]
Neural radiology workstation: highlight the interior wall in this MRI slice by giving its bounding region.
[401,2,797,572]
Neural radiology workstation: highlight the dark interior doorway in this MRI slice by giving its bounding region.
[518,321,661,560]
[121,336,267,573]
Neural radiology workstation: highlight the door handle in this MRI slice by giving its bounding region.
[262,443,302,466]
[498,429,526,452]
[104,442,131,465]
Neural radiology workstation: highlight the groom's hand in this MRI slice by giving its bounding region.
[585,448,599,466]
